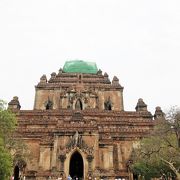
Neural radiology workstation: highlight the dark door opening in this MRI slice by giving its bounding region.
[75,99,83,110]
[14,165,19,180]
[69,152,84,179]
[133,173,138,180]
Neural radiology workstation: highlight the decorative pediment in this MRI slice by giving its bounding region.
[65,131,94,155]
[73,92,86,100]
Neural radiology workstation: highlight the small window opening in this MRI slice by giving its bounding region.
[75,99,83,110]
[104,97,112,110]
[45,99,53,110]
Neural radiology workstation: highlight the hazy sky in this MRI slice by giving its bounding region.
[0,0,179,113]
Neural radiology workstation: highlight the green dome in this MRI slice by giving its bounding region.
[63,60,98,74]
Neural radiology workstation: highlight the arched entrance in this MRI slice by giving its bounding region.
[14,165,19,180]
[69,151,84,179]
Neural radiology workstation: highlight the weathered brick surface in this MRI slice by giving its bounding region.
[11,68,154,180]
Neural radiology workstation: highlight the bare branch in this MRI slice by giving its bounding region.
[160,157,180,179]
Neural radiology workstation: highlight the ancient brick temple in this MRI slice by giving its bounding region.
[8,60,162,180]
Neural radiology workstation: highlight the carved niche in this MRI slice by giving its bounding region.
[104,96,113,110]
[45,98,53,110]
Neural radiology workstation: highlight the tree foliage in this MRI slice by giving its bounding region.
[0,145,13,180]
[0,100,30,180]
[0,100,17,180]
[131,107,180,180]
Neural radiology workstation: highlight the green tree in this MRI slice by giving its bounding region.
[131,107,180,180]
[0,144,13,180]
[0,100,17,180]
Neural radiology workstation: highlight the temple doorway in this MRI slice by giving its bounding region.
[14,165,19,180]
[69,151,84,179]
[133,173,138,180]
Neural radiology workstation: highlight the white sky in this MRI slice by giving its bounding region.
[0,0,180,113]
